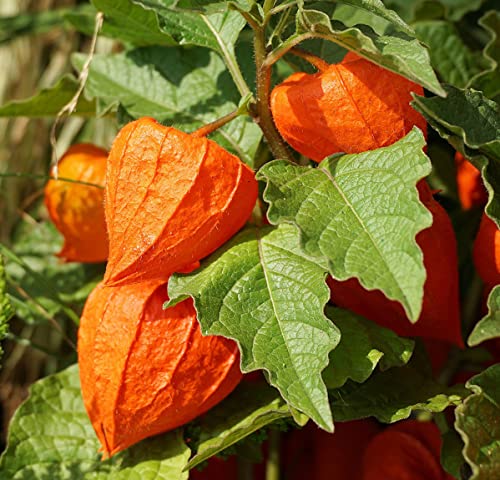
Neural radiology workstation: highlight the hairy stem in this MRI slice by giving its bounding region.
[253,25,294,161]
[191,109,242,138]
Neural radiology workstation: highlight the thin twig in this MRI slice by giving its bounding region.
[50,11,103,178]
[0,172,104,189]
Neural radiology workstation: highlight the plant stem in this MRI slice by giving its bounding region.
[253,25,294,161]
[191,109,242,138]
[263,0,276,19]
[266,429,281,480]
[290,47,330,72]
[262,33,314,70]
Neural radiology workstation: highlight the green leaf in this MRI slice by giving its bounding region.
[0,75,96,118]
[455,364,500,479]
[157,8,245,55]
[0,364,190,479]
[134,1,251,96]
[258,128,432,322]
[0,255,14,365]
[187,381,291,469]
[3,220,103,326]
[73,46,261,167]
[322,307,414,389]
[414,20,483,88]
[470,11,500,103]
[0,8,74,44]
[168,224,340,431]
[438,0,487,22]
[273,3,445,95]
[330,0,415,36]
[468,285,500,346]
[73,47,262,165]
[383,0,487,23]
[329,343,466,423]
[133,0,254,15]
[382,0,419,22]
[88,0,176,46]
[412,85,500,225]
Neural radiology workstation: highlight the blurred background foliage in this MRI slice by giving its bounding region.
[0,0,114,449]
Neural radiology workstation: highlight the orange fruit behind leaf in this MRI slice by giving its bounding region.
[270,53,426,161]
[44,143,108,263]
[362,420,453,480]
[328,181,463,347]
[455,152,487,210]
[473,213,500,288]
[78,280,242,457]
[282,420,382,480]
[103,117,258,286]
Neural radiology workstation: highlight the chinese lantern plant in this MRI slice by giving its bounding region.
[1,1,500,479]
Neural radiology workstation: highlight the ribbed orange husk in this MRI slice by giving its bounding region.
[328,182,463,347]
[473,213,500,288]
[103,117,258,286]
[44,143,108,262]
[270,52,427,161]
[362,420,454,479]
[78,280,242,457]
[455,152,487,210]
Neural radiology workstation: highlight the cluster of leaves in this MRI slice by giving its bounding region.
[0,0,499,478]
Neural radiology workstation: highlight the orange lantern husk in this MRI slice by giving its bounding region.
[103,117,258,286]
[473,213,500,289]
[455,152,487,210]
[44,143,108,263]
[362,420,454,480]
[270,52,427,162]
[78,280,242,457]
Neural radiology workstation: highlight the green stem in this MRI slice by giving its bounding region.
[263,0,276,18]
[262,33,314,70]
[266,429,281,480]
[253,24,294,161]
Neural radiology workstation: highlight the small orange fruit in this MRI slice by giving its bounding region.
[44,143,108,263]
